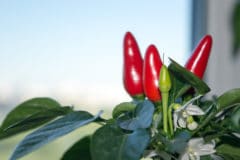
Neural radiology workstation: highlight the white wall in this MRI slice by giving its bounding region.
[205,0,240,96]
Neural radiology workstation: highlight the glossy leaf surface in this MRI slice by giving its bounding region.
[169,59,210,95]
[91,123,150,160]
[117,100,154,130]
[61,136,91,160]
[217,88,240,111]
[10,111,102,160]
[0,98,72,139]
[112,102,136,119]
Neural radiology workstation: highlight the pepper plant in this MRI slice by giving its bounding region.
[0,32,240,160]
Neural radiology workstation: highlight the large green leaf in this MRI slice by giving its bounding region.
[10,111,102,160]
[166,131,190,154]
[215,106,240,133]
[197,89,240,134]
[112,102,136,119]
[219,135,240,148]
[168,59,210,95]
[168,70,191,103]
[216,144,240,159]
[230,107,240,131]
[61,136,91,160]
[0,97,72,140]
[217,88,240,111]
[117,100,154,130]
[91,123,150,160]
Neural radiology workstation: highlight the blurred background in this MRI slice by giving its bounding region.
[0,0,240,159]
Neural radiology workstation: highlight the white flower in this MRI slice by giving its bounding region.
[180,138,216,160]
[173,95,205,130]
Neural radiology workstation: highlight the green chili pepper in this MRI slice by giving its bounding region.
[159,64,172,135]
[159,65,171,92]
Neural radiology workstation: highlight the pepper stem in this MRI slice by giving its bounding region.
[162,92,169,135]
[168,104,174,137]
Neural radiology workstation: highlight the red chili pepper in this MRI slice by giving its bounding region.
[185,35,213,79]
[143,45,163,102]
[123,32,144,98]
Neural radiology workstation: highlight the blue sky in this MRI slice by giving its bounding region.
[0,1,191,111]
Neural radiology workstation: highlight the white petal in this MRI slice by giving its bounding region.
[186,105,205,115]
[144,150,158,158]
[211,154,224,160]
[197,145,216,156]
[178,117,187,128]
[182,111,188,118]
[189,153,200,160]
[180,152,189,160]
[140,158,153,160]
[188,138,204,148]
[182,95,203,109]
[173,113,179,130]
[196,155,200,160]
[197,150,216,156]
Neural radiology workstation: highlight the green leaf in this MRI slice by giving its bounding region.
[200,155,213,160]
[169,70,191,103]
[167,131,190,154]
[0,97,72,140]
[156,151,173,160]
[117,100,155,130]
[91,123,150,160]
[154,131,190,154]
[217,88,240,111]
[112,102,136,119]
[217,144,240,159]
[167,139,188,154]
[10,111,102,160]
[230,107,240,131]
[168,59,210,95]
[215,106,240,133]
[210,89,240,133]
[61,136,91,160]
[219,135,240,148]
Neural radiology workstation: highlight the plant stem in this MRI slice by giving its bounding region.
[162,92,169,135]
[192,110,216,135]
[168,104,174,137]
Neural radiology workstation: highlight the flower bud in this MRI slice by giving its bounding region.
[159,65,171,93]
[187,116,198,130]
